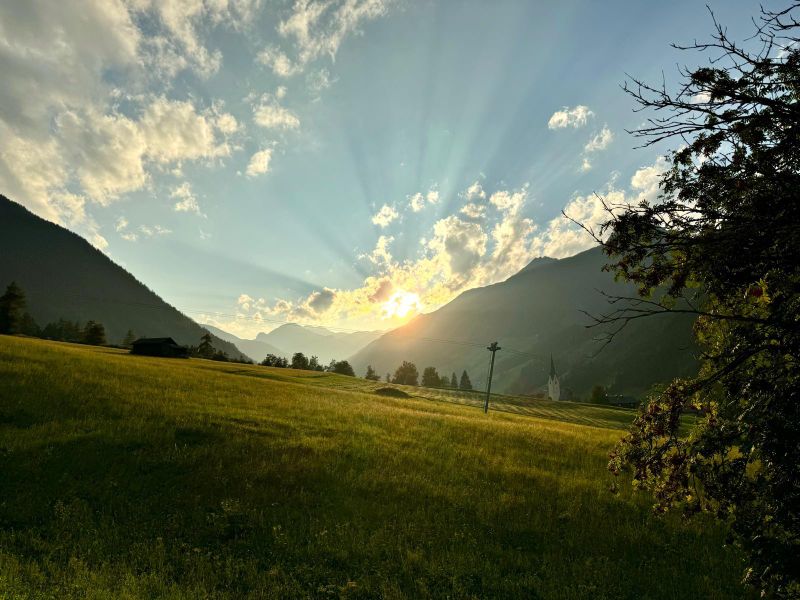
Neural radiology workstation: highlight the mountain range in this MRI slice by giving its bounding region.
[350,247,698,399]
[0,195,246,360]
[205,322,382,364]
[2,193,697,397]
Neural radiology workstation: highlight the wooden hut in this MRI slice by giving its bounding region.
[130,337,189,358]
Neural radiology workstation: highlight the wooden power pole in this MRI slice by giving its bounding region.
[484,341,501,413]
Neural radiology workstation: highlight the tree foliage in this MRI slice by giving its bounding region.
[459,370,473,391]
[0,281,25,334]
[364,365,380,381]
[421,366,441,388]
[599,5,800,596]
[122,329,136,348]
[291,352,309,370]
[590,385,608,405]
[197,332,215,359]
[82,321,107,346]
[329,360,355,377]
[392,361,419,386]
[261,354,289,368]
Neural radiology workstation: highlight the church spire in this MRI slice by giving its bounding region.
[550,355,557,378]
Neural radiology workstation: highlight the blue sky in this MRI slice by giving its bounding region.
[0,0,757,336]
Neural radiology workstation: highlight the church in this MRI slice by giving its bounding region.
[548,355,560,401]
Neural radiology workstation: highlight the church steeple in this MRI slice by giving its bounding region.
[548,355,560,401]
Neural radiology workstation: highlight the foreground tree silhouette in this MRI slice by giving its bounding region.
[596,5,800,596]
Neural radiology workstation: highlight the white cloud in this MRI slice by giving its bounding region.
[532,157,667,258]
[408,188,439,212]
[363,234,393,265]
[259,0,393,77]
[253,98,300,130]
[137,0,262,78]
[0,0,241,235]
[465,181,486,201]
[584,125,614,153]
[307,68,334,94]
[55,98,234,205]
[630,156,668,202]
[257,47,300,77]
[548,105,593,129]
[371,204,398,227]
[280,0,391,63]
[171,182,205,216]
[427,215,488,286]
[307,288,336,313]
[209,161,671,334]
[460,203,486,219]
[246,148,273,177]
[115,214,170,242]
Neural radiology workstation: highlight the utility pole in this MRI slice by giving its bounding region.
[484,341,501,413]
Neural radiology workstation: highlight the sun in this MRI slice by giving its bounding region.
[382,290,421,319]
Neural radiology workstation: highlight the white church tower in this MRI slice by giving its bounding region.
[548,355,560,401]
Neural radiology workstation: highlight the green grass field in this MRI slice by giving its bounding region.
[0,336,749,599]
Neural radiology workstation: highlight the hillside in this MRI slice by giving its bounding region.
[351,247,698,399]
[0,336,749,598]
[0,195,246,359]
[254,323,382,364]
[202,323,285,361]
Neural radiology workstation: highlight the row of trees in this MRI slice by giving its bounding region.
[260,351,355,376]
[365,361,473,389]
[1,282,108,346]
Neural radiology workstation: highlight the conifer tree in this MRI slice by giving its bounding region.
[459,370,472,391]
[450,372,458,388]
[122,329,136,348]
[0,281,26,334]
[198,332,214,358]
[82,321,106,346]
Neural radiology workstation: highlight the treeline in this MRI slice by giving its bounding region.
[1,281,109,346]
[364,361,474,390]
[260,351,355,376]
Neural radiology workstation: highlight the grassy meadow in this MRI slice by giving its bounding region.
[0,336,749,599]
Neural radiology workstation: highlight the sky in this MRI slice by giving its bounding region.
[0,0,758,337]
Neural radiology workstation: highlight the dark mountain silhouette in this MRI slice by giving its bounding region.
[0,194,246,359]
[350,247,698,399]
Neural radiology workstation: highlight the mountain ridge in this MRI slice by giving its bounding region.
[351,246,698,398]
[0,194,247,360]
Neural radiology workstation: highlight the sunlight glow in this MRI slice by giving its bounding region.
[382,290,421,319]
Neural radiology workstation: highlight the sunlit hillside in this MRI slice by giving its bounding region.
[0,336,750,599]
